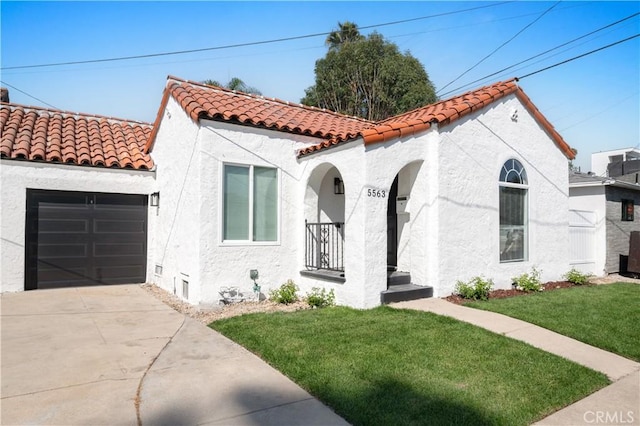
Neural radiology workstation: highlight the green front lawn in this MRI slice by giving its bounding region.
[211,306,608,426]
[465,283,640,362]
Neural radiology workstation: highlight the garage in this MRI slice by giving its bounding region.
[25,190,148,290]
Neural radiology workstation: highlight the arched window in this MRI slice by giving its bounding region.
[499,159,528,262]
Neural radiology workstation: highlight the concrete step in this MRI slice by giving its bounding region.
[387,271,411,286]
[381,284,433,304]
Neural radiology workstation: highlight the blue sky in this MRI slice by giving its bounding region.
[2,1,638,172]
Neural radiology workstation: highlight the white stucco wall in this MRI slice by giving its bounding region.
[149,97,333,305]
[146,97,203,302]
[435,95,571,295]
[569,185,607,276]
[0,160,156,293]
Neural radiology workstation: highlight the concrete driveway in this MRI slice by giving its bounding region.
[0,285,348,425]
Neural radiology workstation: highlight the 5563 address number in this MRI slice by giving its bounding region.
[367,188,386,198]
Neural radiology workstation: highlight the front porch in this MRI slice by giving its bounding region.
[302,221,432,302]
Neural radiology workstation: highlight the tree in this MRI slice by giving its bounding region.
[301,22,437,121]
[202,77,262,95]
[325,21,363,51]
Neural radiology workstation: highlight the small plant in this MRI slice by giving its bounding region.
[455,276,494,300]
[512,267,543,292]
[306,287,336,308]
[563,268,592,285]
[269,279,299,304]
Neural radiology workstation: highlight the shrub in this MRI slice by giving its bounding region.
[305,287,336,308]
[269,280,299,304]
[563,268,592,285]
[512,267,543,292]
[455,276,494,300]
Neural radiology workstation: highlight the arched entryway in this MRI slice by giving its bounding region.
[302,163,345,280]
[386,162,423,273]
[382,160,433,302]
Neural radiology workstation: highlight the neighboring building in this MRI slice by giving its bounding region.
[569,171,640,276]
[0,103,156,292]
[591,147,640,177]
[1,77,578,308]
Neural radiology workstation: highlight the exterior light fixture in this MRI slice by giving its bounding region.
[150,192,160,207]
[334,177,344,195]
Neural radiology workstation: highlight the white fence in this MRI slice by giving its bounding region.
[569,210,597,274]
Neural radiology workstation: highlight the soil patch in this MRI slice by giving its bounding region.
[445,281,579,305]
[142,283,310,324]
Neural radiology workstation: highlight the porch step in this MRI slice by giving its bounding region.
[387,271,411,286]
[381,284,434,304]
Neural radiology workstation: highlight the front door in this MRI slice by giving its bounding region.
[387,176,399,270]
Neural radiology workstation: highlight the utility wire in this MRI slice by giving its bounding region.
[1,2,512,71]
[444,34,640,95]
[518,33,639,79]
[437,1,560,94]
[439,11,640,98]
[0,80,58,109]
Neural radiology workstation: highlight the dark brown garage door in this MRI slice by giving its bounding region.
[25,190,148,290]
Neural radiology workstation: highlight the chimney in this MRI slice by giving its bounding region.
[0,87,8,103]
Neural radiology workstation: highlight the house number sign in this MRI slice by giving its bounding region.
[367,188,387,198]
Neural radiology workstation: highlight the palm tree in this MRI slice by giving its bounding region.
[326,21,363,51]
[202,77,262,95]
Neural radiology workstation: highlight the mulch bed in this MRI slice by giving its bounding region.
[444,281,579,305]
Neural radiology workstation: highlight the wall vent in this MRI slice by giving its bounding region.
[182,280,189,300]
[155,264,163,275]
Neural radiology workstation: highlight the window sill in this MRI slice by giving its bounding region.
[220,241,281,247]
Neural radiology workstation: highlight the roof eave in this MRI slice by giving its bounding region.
[144,81,174,154]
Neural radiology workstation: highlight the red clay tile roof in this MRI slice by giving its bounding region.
[0,103,154,170]
[299,78,575,159]
[362,79,520,144]
[146,76,574,161]
[144,76,372,153]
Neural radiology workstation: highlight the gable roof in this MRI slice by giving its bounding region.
[145,76,575,160]
[1,103,154,170]
[313,78,574,159]
[144,76,371,153]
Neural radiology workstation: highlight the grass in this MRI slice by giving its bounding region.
[465,283,640,362]
[211,306,608,426]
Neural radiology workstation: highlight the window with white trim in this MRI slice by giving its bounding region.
[499,159,528,262]
[223,164,278,242]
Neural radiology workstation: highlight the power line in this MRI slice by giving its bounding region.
[437,1,560,95]
[1,2,512,71]
[0,81,58,109]
[518,33,639,80]
[438,12,640,98]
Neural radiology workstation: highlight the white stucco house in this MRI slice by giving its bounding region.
[144,76,575,308]
[1,76,577,308]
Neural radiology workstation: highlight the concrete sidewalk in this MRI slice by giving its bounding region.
[392,298,640,426]
[0,285,348,425]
